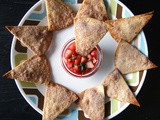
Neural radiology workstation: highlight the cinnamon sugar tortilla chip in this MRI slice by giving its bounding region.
[105,12,153,42]
[3,55,51,84]
[6,26,53,55]
[45,0,75,31]
[102,69,140,106]
[42,82,78,120]
[115,41,157,74]
[77,85,105,120]
[75,0,108,21]
[75,17,108,56]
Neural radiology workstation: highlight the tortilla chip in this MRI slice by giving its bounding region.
[115,40,157,74]
[6,26,53,55]
[102,68,140,106]
[77,85,105,120]
[45,0,75,31]
[75,0,108,21]
[42,82,78,120]
[75,17,108,56]
[3,55,51,84]
[105,12,153,42]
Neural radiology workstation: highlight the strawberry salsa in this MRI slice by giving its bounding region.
[63,42,98,76]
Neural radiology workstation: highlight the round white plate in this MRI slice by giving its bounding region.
[10,0,148,119]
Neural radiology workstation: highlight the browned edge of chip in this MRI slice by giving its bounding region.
[46,81,78,101]
[5,26,53,55]
[105,11,153,43]
[3,54,52,84]
[75,0,109,21]
[102,68,140,107]
[45,0,76,31]
[42,81,78,120]
[76,85,105,120]
[114,40,158,74]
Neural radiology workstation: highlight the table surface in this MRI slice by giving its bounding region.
[0,0,160,120]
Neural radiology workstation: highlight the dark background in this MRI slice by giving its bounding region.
[0,0,159,120]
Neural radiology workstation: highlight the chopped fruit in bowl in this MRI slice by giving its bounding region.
[61,38,103,78]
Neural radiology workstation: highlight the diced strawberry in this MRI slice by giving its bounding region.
[70,56,76,61]
[70,68,74,72]
[68,43,76,50]
[87,54,93,60]
[71,59,75,63]
[67,62,74,69]
[77,55,81,60]
[86,61,94,69]
[73,65,80,73]
[92,57,97,64]
[65,49,74,59]
[82,69,91,75]
[67,59,72,62]
[81,56,88,63]
[72,52,77,57]
[90,48,97,58]
[75,58,81,65]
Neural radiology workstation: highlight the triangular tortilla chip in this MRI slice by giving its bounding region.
[102,68,140,106]
[75,17,108,56]
[105,12,153,42]
[45,0,75,30]
[75,0,108,21]
[6,26,53,55]
[115,40,157,74]
[42,82,78,120]
[3,55,51,84]
[77,85,105,120]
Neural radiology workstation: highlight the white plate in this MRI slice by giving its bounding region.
[10,0,148,119]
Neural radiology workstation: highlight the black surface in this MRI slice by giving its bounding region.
[0,0,160,120]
